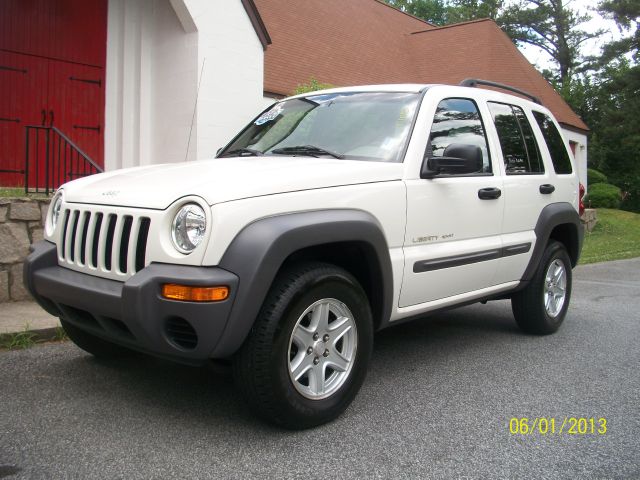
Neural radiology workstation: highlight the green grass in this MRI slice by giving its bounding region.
[0,326,69,351]
[0,188,50,198]
[0,326,37,350]
[53,326,68,342]
[580,208,640,264]
[0,188,26,197]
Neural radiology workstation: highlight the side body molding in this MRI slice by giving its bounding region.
[212,209,393,357]
[521,202,584,283]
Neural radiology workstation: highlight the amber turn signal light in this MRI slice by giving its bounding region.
[162,284,229,302]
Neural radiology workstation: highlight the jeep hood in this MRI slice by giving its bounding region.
[61,157,404,209]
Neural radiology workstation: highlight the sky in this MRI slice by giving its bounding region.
[516,0,626,71]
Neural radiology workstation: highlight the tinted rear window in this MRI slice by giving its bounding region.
[533,111,573,174]
[488,102,544,174]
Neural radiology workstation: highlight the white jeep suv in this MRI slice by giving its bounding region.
[26,80,584,429]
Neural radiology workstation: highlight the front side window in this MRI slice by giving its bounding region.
[219,92,420,162]
[533,111,573,174]
[428,98,491,173]
[488,102,544,174]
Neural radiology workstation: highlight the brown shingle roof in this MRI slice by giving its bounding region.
[254,0,432,95]
[254,0,588,132]
[406,19,588,131]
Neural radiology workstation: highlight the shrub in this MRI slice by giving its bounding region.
[293,77,335,95]
[587,168,608,186]
[619,177,640,213]
[585,183,622,209]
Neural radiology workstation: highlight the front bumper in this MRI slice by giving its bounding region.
[25,241,239,365]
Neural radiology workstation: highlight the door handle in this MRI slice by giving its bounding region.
[41,109,46,126]
[49,110,54,126]
[478,187,502,200]
[539,184,555,194]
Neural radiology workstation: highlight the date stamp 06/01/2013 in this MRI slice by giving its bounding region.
[509,417,607,436]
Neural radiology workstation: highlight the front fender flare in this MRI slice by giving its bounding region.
[210,209,393,357]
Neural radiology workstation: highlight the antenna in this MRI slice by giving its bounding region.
[185,57,206,162]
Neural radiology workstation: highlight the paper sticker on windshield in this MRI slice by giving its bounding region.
[255,104,283,125]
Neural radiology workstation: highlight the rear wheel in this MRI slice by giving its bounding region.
[512,240,572,334]
[61,319,133,358]
[233,262,373,429]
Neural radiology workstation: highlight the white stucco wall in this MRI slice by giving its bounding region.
[183,0,266,157]
[261,96,277,109]
[105,0,265,170]
[561,127,588,189]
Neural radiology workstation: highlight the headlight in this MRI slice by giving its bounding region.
[171,203,206,254]
[46,191,64,236]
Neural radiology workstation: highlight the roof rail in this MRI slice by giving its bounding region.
[459,78,542,105]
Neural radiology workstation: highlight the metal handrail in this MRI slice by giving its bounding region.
[24,126,103,195]
[51,126,103,173]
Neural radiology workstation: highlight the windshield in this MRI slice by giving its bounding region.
[219,91,420,162]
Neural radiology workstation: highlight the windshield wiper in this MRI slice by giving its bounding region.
[271,145,344,159]
[219,148,264,157]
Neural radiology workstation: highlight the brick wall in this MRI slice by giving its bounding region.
[0,198,50,302]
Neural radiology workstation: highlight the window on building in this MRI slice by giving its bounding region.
[488,102,544,174]
[569,141,578,156]
[428,98,491,174]
[534,111,573,174]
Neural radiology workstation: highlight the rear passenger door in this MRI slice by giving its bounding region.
[531,110,578,207]
[487,102,550,283]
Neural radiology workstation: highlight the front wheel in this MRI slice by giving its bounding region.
[511,240,573,335]
[233,262,373,429]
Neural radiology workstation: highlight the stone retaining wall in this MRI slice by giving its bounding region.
[581,208,597,233]
[0,198,50,302]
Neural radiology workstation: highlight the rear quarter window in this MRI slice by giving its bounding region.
[488,102,543,174]
[533,111,573,174]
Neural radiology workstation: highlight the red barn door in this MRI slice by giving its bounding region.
[0,0,107,188]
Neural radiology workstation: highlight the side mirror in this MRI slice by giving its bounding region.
[420,144,483,179]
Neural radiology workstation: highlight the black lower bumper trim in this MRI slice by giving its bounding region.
[25,241,239,364]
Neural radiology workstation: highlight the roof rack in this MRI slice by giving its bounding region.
[459,78,542,105]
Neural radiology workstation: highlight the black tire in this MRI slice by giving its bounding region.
[511,240,573,335]
[61,319,133,358]
[233,262,373,429]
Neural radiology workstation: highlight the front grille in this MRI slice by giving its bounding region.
[58,207,151,278]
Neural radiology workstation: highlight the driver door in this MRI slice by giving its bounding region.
[400,97,504,307]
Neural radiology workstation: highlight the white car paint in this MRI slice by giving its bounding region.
[60,157,404,209]
[46,84,580,323]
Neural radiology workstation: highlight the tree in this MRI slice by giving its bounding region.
[385,0,449,25]
[293,77,335,95]
[385,0,503,25]
[446,0,503,23]
[385,0,595,85]
[599,0,639,62]
[500,0,602,85]
[589,0,640,211]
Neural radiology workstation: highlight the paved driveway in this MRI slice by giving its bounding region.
[1,259,639,479]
